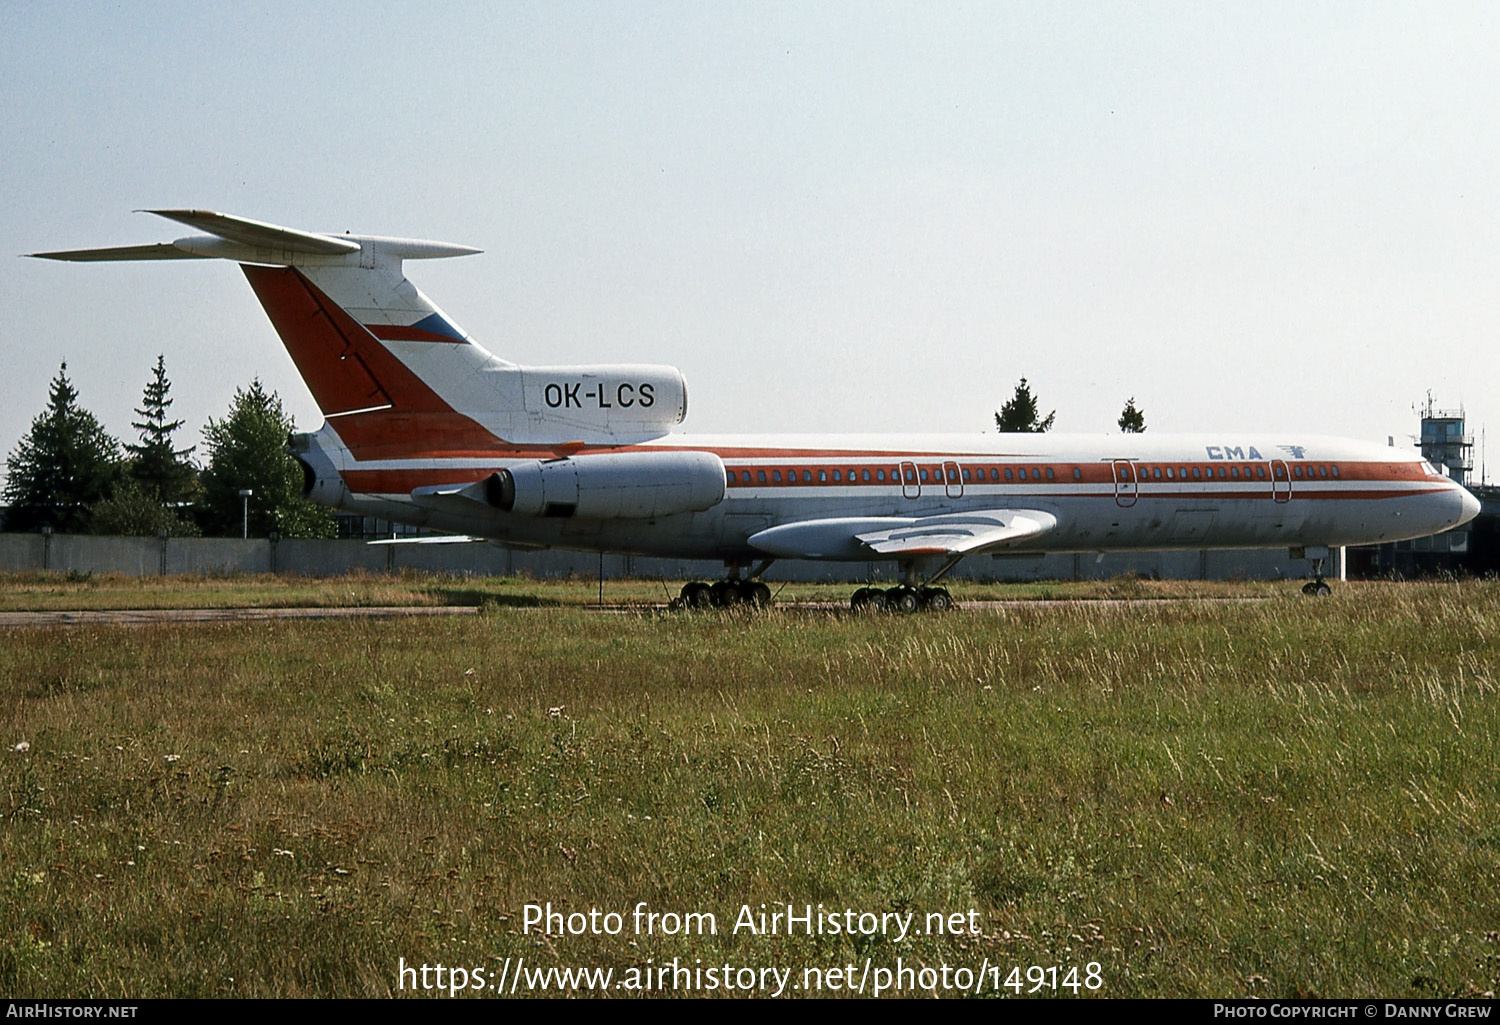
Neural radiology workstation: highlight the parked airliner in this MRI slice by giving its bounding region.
[33,211,1481,610]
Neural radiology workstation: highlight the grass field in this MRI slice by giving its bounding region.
[2,575,1498,998]
[0,569,1278,612]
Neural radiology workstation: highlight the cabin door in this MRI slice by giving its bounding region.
[1112,460,1138,508]
[1271,460,1291,503]
[900,460,920,499]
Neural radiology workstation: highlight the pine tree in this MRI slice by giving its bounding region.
[126,355,197,504]
[1118,397,1146,433]
[197,379,334,538]
[994,377,1056,433]
[3,363,121,532]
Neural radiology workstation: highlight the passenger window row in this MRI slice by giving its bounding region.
[724,463,1084,485]
[724,462,1345,485]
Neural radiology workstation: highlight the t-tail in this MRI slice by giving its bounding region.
[30,211,695,511]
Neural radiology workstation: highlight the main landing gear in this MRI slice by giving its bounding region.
[674,560,774,609]
[850,585,952,614]
[678,578,772,608]
[850,557,959,614]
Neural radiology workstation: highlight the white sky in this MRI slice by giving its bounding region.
[4,2,1499,484]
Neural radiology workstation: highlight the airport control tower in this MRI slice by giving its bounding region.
[1418,398,1473,487]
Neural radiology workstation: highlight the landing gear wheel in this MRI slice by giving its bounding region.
[886,587,921,614]
[851,587,886,613]
[681,581,713,608]
[1302,580,1332,597]
[710,581,743,607]
[919,587,953,612]
[745,581,772,607]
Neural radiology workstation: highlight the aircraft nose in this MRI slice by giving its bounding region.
[1459,487,1481,525]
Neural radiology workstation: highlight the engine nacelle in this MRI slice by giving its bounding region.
[490,450,725,519]
[289,429,351,508]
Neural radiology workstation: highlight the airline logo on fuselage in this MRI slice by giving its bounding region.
[1204,444,1310,460]
[1206,445,1268,460]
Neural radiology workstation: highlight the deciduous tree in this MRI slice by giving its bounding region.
[197,379,334,538]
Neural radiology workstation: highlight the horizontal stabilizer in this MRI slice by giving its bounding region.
[144,209,361,255]
[29,209,480,265]
[29,243,207,262]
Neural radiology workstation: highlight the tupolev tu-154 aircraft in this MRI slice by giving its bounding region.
[33,210,1481,611]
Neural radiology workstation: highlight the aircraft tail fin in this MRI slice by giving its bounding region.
[240,264,447,418]
[32,210,689,454]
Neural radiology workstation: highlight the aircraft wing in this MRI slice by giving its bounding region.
[749,509,1056,560]
[855,509,1056,556]
[366,534,486,545]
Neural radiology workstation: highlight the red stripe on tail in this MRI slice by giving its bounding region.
[241,265,503,459]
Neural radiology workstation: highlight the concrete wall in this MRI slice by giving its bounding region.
[0,531,1331,582]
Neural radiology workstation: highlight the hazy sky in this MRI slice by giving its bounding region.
[4,2,1499,484]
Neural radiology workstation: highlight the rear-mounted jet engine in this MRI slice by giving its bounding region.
[487,450,726,520]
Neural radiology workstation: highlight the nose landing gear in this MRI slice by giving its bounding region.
[1300,553,1333,597]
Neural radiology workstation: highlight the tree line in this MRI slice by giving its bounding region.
[2,359,334,538]
[995,377,1146,434]
[6,364,1148,536]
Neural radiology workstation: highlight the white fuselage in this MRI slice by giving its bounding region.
[305,427,1479,563]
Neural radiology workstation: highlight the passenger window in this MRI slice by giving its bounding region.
[1192,467,1201,479]
[1256,466,1266,479]
[949,467,959,482]
[1165,467,1174,479]
[772,470,782,482]
[1319,466,1327,478]
[726,470,736,483]
[1046,467,1055,480]
[757,470,767,483]
[1294,466,1303,478]
[862,469,871,481]
[802,470,812,483]
[962,468,971,481]
[1231,467,1240,478]
[876,469,886,482]
[820,470,828,482]
[1004,468,1013,481]
[1331,465,1340,477]
[1073,467,1082,480]
[905,467,916,483]
[1152,467,1162,480]
[1018,468,1028,481]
